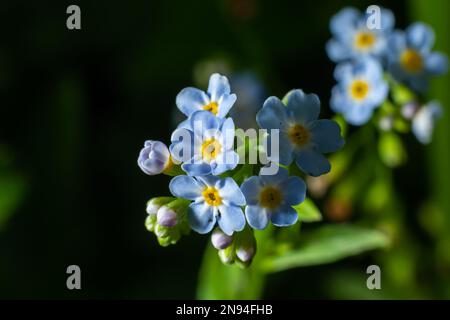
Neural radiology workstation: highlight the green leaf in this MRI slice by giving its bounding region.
[332,114,348,138]
[261,224,390,273]
[231,164,254,185]
[293,198,322,222]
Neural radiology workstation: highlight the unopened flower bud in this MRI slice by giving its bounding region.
[236,245,256,263]
[401,101,419,120]
[211,228,233,249]
[145,214,157,232]
[155,224,170,238]
[157,206,178,227]
[157,228,181,247]
[379,116,393,132]
[146,197,174,215]
[218,245,235,265]
[156,198,190,227]
[138,140,172,175]
[235,228,256,263]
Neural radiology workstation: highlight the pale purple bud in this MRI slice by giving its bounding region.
[157,206,178,227]
[401,102,419,120]
[138,140,171,175]
[211,229,233,249]
[146,202,160,216]
[236,245,256,263]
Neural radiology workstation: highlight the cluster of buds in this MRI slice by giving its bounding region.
[211,226,257,268]
[145,197,190,247]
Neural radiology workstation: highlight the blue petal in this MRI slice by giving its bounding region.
[217,94,237,118]
[326,39,350,62]
[212,150,239,175]
[286,89,321,124]
[333,62,354,83]
[188,202,216,234]
[367,81,388,106]
[277,134,295,165]
[330,85,347,114]
[189,110,220,137]
[176,118,192,130]
[265,131,294,166]
[271,205,298,227]
[362,58,384,80]
[217,205,245,235]
[245,205,269,230]
[425,52,449,75]
[406,22,435,53]
[182,161,212,176]
[241,176,263,205]
[256,96,289,130]
[343,103,375,126]
[169,175,203,200]
[280,176,306,206]
[379,8,395,31]
[218,117,235,150]
[387,31,406,59]
[207,73,231,101]
[295,147,331,177]
[309,119,345,153]
[260,166,289,186]
[176,87,209,116]
[217,177,246,206]
[196,175,220,187]
[170,127,195,163]
[330,7,360,37]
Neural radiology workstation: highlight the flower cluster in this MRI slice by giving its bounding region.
[138,73,344,266]
[327,6,448,144]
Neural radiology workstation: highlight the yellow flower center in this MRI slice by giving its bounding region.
[203,101,219,115]
[349,80,370,100]
[400,49,423,73]
[203,187,222,206]
[288,124,310,147]
[259,186,283,209]
[354,32,376,51]
[201,138,222,161]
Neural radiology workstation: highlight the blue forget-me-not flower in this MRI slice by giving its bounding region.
[331,57,388,125]
[326,7,395,63]
[387,23,448,92]
[176,73,237,119]
[170,110,239,176]
[241,167,306,229]
[257,89,344,177]
[169,175,246,235]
